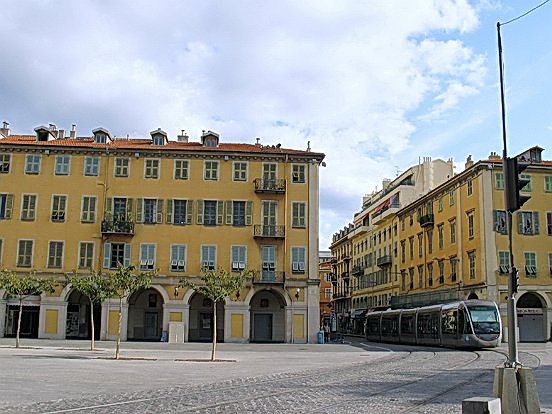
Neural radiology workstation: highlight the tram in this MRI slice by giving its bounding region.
[364,300,501,348]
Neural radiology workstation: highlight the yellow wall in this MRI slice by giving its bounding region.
[44,309,58,334]
[108,310,119,336]
[169,312,182,322]
[231,313,244,338]
[293,314,305,339]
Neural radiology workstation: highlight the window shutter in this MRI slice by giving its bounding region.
[105,197,113,217]
[166,199,173,224]
[126,198,133,218]
[196,200,204,224]
[217,201,224,225]
[136,198,143,223]
[5,194,13,219]
[225,201,233,225]
[124,244,131,268]
[103,243,111,268]
[518,212,523,234]
[245,201,252,226]
[186,200,193,224]
[156,199,164,223]
[90,197,97,222]
[533,212,539,234]
[300,203,306,227]
[492,210,497,232]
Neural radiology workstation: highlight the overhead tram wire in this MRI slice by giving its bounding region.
[500,0,550,26]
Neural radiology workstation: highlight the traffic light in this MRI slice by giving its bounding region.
[504,157,531,212]
[509,266,519,294]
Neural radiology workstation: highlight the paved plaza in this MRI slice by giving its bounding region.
[0,337,551,413]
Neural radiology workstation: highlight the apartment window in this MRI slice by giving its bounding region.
[143,199,162,224]
[324,273,332,283]
[524,252,537,277]
[545,176,552,192]
[0,154,11,173]
[495,172,504,190]
[25,154,41,174]
[261,245,277,281]
[204,161,218,180]
[546,212,552,236]
[231,246,247,271]
[201,245,216,270]
[170,245,186,272]
[46,241,64,268]
[437,224,444,250]
[400,270,406,291]
[103,242,131,269]
[292,202,306,228]
[115,158,129,177]
[427,229,433,254]
[438,261,445,284]
[450,256,457,281]
[450,219,456,244]
[427,262,433,286]
[78,242,94,269]
[467,211,475,239]
[467,179,473,196]
[291,247,306,273]
[202,200,217,226]
[84,156,100,176]
[17,240,33,267]
[292,164,306,183]
[174,160,189,180]
[468,251,476,279]
[145,159,160,179]
[408,237,414,260]
[325,288,331,299]
[492,210,507,235]
[0,194,13,219]
[139,244,156,270]
[400,240,406,263]
[499,251,510,274]
[437,197,443,212]
[417,233,423,257]
[449,190,455,206]
[55,155,71,175]
[518,211,539,235]
[172,200,188,225]
[51,195,67,222]
[417,265,424,288]
[262,163,277,182]
[233,162,247,181]
[232,201,246,226]
[520,174,531,192]
[408,268,414,290]
[21,194,37,221]
[548,253,552,276]
[81,196,97,223]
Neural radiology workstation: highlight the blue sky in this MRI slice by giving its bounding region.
[0,1,550,249]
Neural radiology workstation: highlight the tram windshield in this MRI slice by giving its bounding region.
[467,305,500,334]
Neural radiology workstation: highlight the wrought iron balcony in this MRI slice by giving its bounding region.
[419,213,435,228]
[376,255,392,267]
[351,265,364,276]
[253,224,285,239]
[254,178,286,193]
[253,270,285,284]
[101,216,135,235]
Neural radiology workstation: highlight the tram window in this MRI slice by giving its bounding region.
[459,309,472,334]
[401,315,414,334]
[441,310,457,335]
[367,318,379,335]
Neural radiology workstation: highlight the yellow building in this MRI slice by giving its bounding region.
[396,147,552,342]
[329,224,353,332]
[0,123,325,343]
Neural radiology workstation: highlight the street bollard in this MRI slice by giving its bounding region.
[317,330,324,344]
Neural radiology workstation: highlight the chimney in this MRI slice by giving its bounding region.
[70,124,77,139]
[465,154,474,169]
[255,137,261,146]
[177,129,189,143]
[57,129,65,139]
[0,121,9,138]
[489,151,501,161]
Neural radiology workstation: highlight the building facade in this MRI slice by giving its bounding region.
[318,251,333,327]
[329,225,353,332]
[396,147,552,342]
[0,123,325,343]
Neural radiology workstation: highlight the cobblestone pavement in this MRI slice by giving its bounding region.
[0,338,550,413]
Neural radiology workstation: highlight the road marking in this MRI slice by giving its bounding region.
[359,342,394,352]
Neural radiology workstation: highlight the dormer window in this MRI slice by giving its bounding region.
[34,126,54,142]
[95,134,107,144]
[152,136,164,146]
[150,128,167,146]
[201,131,219,147]
[92,127,111,144]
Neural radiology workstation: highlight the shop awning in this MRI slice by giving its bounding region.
[351,309,368,318]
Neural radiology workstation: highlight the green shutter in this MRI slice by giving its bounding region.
[5,194,13,219]
[245,201,252,226]
[156,199,164,223]
[186,200,193,224]
[126,198,133,219]
[105,197,113,218]
[225,201,233,225]
[196,200,204,225]
[518,212,523,234]
[124,244,131,268]
[136,198,143,223]
[533,212,539,234]
[166,199,173,224]
[217,201,224,225]
[103,243,111,268]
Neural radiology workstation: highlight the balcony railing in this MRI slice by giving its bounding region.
[253,225,285,239]
[419,213,435,228]
[101,216,135,235]
[253,270,285,284]
[376,255,392,267]
[351,265,364,276]
[254,178,286,193]
[341,272,350,279]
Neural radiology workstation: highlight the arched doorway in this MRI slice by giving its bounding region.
[127,288,164,341]
[250,289,286,343]
[467,293,479,300]
[66,290,101,339]
[517,292,546,342]
[188,293,224,342]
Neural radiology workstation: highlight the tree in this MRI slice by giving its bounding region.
[108,264,153,360]
[179,267,251,361]
[65,271,114,351]
[0,271,56,348]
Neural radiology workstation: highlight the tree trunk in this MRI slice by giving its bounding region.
[89,297,95,352]
[211,301,217,362]
[115,297,123,360]
[16,298,23,348]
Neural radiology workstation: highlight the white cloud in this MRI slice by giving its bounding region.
[0,0,487,249]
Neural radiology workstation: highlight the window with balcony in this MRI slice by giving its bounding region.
[55,155,71,175]
[84,156,100,176]
[170,244,186,272]
[51,195,67,222]
[231,246,246,272]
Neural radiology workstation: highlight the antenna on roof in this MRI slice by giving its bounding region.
[307,141,311,152]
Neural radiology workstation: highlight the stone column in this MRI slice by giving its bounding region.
[224,303,249,343]
[163,302,190,342]
[101,299,128,341]
[38,299,68,340]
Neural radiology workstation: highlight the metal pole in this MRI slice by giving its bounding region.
[497,22,519,367]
